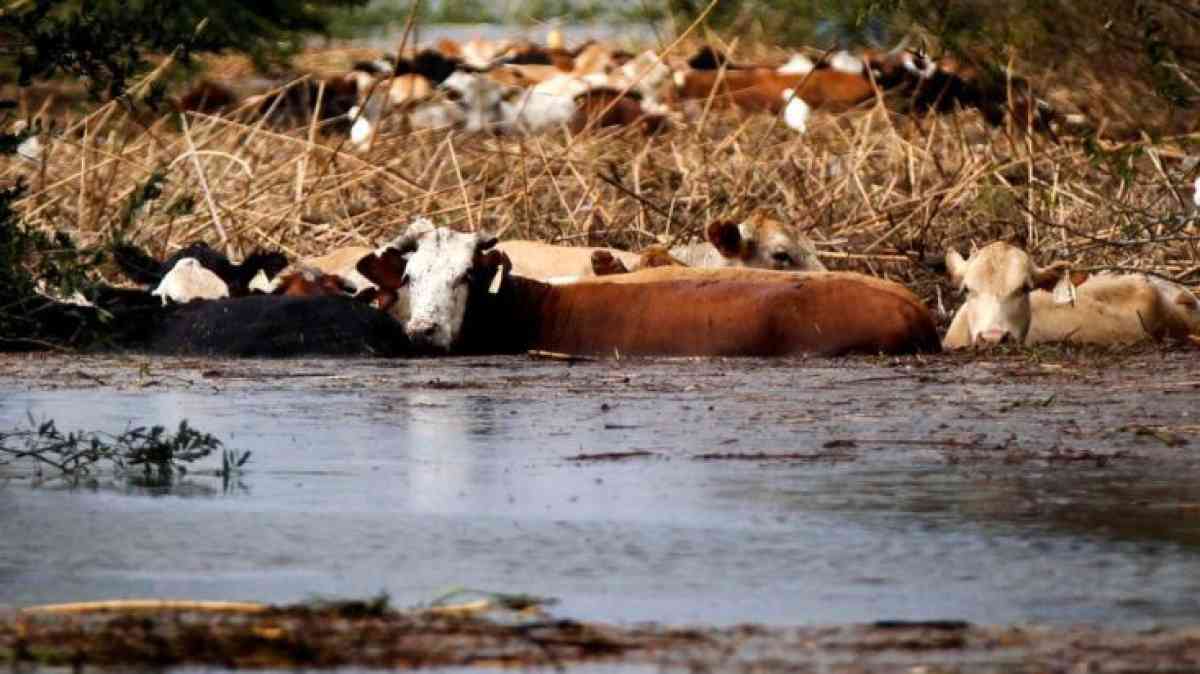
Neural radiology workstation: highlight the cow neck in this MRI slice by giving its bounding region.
[460,273,554,354]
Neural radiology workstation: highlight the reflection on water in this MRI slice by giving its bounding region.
[2,357,1200,628]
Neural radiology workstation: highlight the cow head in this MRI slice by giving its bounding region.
[238,249,290,291]
[618,50,672,100]
[441,72,523,133]
[706,211,826,271]
[381,220,504,351]
[944,241,1068,346]
[1147,276,1200,337]
[152,258,230,306]
[635,245,686,270]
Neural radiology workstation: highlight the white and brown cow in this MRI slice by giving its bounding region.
[377,229,941,356]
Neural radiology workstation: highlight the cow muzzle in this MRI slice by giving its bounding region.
[406,319,447,350]
[977,328,1016,345]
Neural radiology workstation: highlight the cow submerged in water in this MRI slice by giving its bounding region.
[942,241,1200,348]
[146,295,410,357]
[359,222,940,356]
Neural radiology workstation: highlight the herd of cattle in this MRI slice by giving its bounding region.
[178,31,1082,143]
[88,209,1200,358]
[19,32,1193,358]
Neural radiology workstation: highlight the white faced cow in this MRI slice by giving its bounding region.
[381,222,504,351]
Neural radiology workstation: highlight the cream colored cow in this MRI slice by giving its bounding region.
[500,211,825,284]
[495,241,642,283]
[669,211,826,272]
[151,258,230,305]
[943,241,1200,348]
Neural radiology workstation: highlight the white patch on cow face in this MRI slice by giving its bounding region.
[946,243,1041,346]
[1193,175,1200,209]
[506,76,584,131]
[760,227,823,271]
[248,269,278,294]
[742,215,825,271]
[349,107,374,149]
[619,51,671,100]
[777,54,814,75]
[828,51,865,75]
[781,89,810,133]
[402,227,489,350]
[901,50,936,78]
[152,258,230,305]
[441,72,520,133]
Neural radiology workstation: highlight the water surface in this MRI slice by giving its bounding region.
[2,353,1199,627]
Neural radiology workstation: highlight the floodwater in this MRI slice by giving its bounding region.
[2,351,1200,629]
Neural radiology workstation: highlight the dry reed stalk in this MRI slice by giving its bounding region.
[180,114,228,244]
[4,45,1200,306]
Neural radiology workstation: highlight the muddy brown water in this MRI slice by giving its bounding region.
[1,350,1200,633]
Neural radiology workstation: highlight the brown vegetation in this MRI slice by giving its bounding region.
[5,601,1200,671]
[2,41,1198,313]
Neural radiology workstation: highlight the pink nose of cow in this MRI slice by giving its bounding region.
[978,328,1013,345]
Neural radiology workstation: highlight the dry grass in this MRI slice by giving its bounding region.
[3,44,1200,311]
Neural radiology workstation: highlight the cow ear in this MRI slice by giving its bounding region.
[356,249,408,289]
[1032,261,1069,292]
[591,250,629,276]
[944,249,968,287]
[706,221,744,258]
[636,245,684,269]
[474,249,512,294]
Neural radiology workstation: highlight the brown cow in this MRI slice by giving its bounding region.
[569,87,668,135]
[270,268,358,298]
[589,246,685,276]
[372,225,939,355]
[454,261,940,356]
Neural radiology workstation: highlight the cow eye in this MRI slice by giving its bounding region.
[771,251,793,265]
[444,89,462,101]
